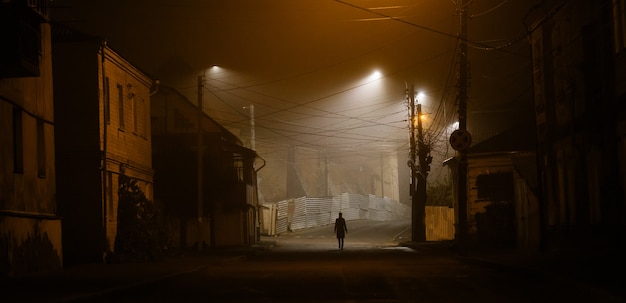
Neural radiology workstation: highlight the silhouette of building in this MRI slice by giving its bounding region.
[525,0,626,252]
[151,85,261,248]
[0,0,62,277]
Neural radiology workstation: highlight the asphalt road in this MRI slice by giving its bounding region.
[74,219,623,303]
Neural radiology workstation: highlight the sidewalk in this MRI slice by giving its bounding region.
[1,247,265,303]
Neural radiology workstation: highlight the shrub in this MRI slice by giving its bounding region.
[114,173,163,262]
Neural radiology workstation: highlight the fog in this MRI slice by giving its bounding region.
[50,0,539,201]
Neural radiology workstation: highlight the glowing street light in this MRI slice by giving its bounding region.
[366,70,382,82]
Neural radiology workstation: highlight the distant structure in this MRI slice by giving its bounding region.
[0,0,62,277]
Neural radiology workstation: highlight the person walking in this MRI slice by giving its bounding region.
[334,212,348,250]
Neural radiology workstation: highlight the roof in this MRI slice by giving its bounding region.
[154,85,243,146]
[468,122,537,154]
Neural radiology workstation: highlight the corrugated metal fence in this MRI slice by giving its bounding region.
[260,193,408,235]
[260,193,455,241]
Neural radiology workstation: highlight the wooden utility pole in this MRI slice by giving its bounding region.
[416,102,430,242]
[456,0,470,254]
[409,85,426,242]
[409,85,417,241]
[248,104,256,151]
[197,75,204,251]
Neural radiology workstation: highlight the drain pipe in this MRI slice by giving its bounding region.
[254,155,265,243]
[99,40,109,263]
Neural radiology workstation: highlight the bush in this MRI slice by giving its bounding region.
[114,173,163,262]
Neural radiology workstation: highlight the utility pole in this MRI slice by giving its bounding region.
[456,0,470,254]
[248,104,256,151]
[408,85,426,242]
[416,102,431,242]
[197,75,204,252]
[408,85,417,241]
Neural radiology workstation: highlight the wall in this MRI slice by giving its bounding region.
[467,155,518,249]
[0,19,62,276]
[52,37,154,264]
[527,0,626,252]
[256,144,401,204]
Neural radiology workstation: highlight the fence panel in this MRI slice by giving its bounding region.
[425,206,455,241]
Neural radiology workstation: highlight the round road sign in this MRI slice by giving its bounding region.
[449,129,472,151]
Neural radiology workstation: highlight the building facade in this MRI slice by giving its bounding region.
[52,30,155,264]
[0,0,62,277]
[151,85,260,249]
[466,125,540,252]
[526,0,626,252]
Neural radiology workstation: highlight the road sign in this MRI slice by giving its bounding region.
[449,129,472,151]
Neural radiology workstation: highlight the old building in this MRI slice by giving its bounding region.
[525,0,626,252]
[466,124,539,252]
[151,85,260,249]
[444,122,540,252]
[52,27,156,264]
[0,0,62,276]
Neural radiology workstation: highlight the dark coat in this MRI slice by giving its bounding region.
[334,217,347,238]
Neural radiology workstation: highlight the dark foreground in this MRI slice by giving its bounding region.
[3,220,624,303]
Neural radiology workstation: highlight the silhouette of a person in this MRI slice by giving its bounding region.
[334,212,348,249]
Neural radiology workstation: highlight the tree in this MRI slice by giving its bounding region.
[114,173,163,262]
[427,181,454,207]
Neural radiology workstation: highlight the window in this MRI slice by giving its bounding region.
[476,172,514,201]
[142,98,148,137]
[132,95,138,132]
[614,0,626,53]
[104,77,110,123]
[37,118,46,177]
[117,84,124,129]
[13,107,24,173]
[233,153,244,182]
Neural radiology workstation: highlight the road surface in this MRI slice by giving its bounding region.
[76,219,622,302]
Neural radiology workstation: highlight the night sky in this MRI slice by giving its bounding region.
[49,0,539,169]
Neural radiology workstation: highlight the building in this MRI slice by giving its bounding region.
[151,85,260,249]
[52,27,156,264]
[0,0,62,277]
[464,124,539,252]
[525,0,626,252]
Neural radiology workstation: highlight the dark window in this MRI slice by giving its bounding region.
[13,107,24,173]
[0,6,42,77]
[104,77,110,123]
[117,84,124,129]
[613,0,626,53]
[132,96,138,132]
[233,153,244,182]
[142,99,147,137]
[476,172,514,201]
[37,118,45,177]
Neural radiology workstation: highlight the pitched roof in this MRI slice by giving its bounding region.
[468,122,537,154]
